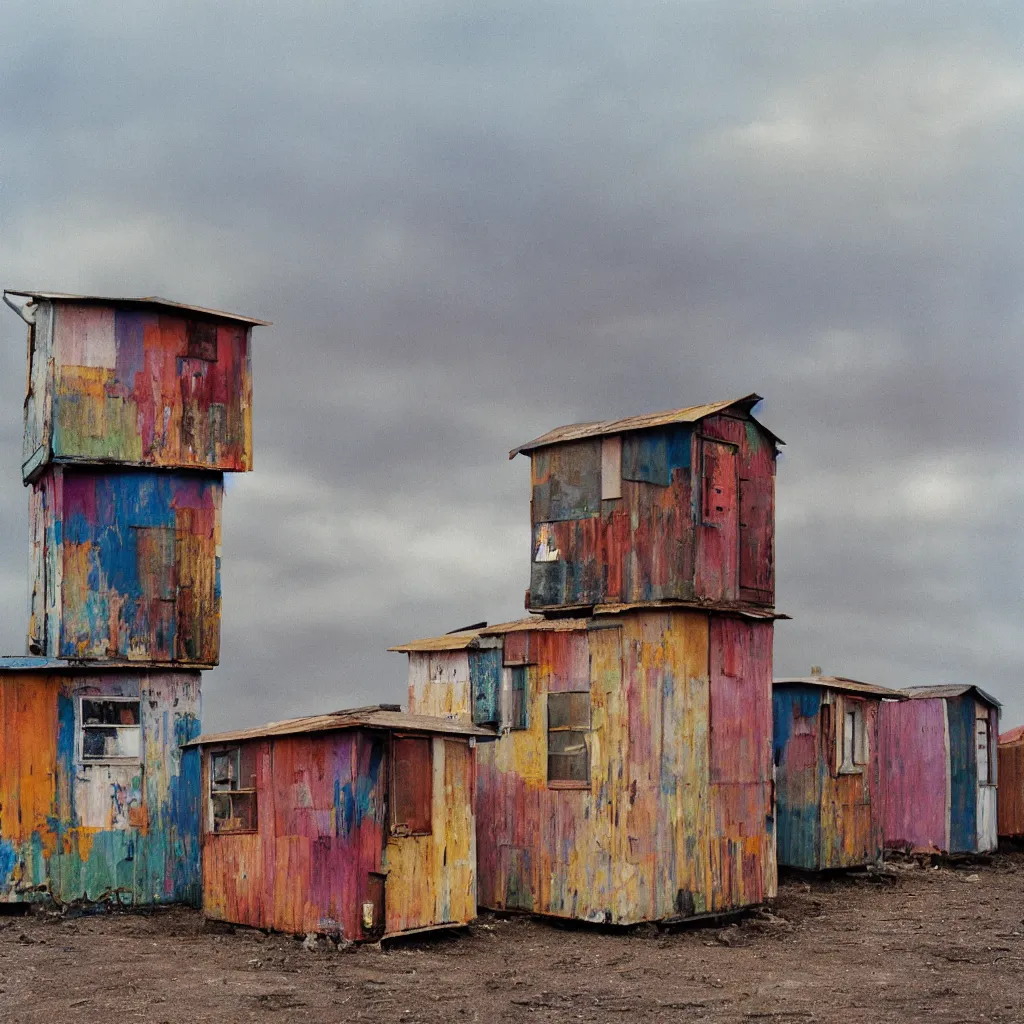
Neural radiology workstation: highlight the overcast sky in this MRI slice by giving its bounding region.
[0,2,1021,731]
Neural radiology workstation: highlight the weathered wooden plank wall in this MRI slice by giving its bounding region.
[408,611,775,924]
[0,671,201,905]
[30,467,222,664]
[527,415,775,611]
[201,731,476,939]
[26,303,252,478]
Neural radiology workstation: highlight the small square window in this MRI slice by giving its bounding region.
[80,698,141,763]
[186,320,218,361]
[209,746,258,833]
[548,691,590,786]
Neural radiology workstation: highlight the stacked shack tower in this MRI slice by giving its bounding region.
[0,289,266,905]
[396,395,783,924]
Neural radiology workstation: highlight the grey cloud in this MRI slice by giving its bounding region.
[0,1,1021,729]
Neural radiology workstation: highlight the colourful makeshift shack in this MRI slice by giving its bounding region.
[880,685,1001,855]
[189,705,490,940]
[1,289,266,906]
[393,394,784,925]
[997,726,1024,838]
[772,676,901,871]
[393,608,779,924]
[512,393,781,613]
[0,665,200,904]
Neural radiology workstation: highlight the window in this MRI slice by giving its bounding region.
[838,701,866,773]
[210,746,257,832]
[80,698,141,762]
[547,691,590,787]
[976,717,993,785]
[502,666,528,731]
[392,736,432,835]
[186,320,218,360]
[601,436,622,500]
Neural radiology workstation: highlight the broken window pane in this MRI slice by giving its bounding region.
[80,698,142,762]
[210,746,258,832]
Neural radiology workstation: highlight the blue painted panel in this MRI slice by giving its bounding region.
[772,686,823,870]
[622,426,691,486]
[471,648,502,726]
[948,696,977,853]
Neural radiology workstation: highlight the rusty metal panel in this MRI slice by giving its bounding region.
[695,438,739,603]
[502,630,533,666]
[998,740,1024,836]
[393,736,432,834]
[510,393,780,457]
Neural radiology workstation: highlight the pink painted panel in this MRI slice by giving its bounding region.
[879,699,948,851]
[709,618,773,784]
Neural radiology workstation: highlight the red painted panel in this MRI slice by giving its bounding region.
[393,736,431,833]
[695,439,738,603]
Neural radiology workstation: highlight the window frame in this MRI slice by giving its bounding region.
[836,699,867,775]
[78,695,142,765]
[547,690,591,790]
[976,714,995,786]
[208,745,258,834]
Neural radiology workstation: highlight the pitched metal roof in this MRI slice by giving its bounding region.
[773,676,904,699]
[186,704,494,746]
[1000,724,1024,746]
[388,617,590,652]
[901,684,1001,709]
[4,289,270,326]
[391,603,787,653]
[509,393,782,458]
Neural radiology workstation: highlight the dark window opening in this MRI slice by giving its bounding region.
[210,746,258,832]
[186,320,218,361]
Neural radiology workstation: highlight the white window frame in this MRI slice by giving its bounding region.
[837,699,867,774]
[77,695,142,764]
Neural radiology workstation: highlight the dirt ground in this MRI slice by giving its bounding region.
[3,854,1024,1023]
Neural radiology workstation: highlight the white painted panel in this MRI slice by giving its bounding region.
[978,785,998,852]
[74,763,142,829]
